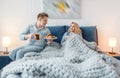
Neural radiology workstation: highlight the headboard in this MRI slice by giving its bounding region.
[47,25,98,44]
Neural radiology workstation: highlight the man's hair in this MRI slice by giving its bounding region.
[37,12,49,19]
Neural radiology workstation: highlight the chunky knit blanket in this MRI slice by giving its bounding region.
[1,35,119,78]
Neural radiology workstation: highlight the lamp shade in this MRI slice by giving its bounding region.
[108,37,116,47]
[2,36,11,47]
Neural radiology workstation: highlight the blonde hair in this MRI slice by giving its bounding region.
[68,22,82,34]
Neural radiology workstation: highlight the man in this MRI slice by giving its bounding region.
[9,12,51,60]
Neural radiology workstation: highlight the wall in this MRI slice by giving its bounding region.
[81,0,120,53]
[0,0,33,51]
[0,0,120,53]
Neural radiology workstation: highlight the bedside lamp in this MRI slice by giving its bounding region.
[108,37,116,54]
[2,36,11,54]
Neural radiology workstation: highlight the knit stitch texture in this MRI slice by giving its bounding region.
[1,35,118,78]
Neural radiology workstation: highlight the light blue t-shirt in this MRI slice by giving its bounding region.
[20,24,50,48]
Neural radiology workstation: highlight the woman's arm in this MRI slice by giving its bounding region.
[61,32,69,44]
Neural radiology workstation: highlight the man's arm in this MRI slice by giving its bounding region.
[45,28,51,36]
[20,25,31,40]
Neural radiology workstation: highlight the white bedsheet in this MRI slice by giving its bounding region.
[6,74,21,78]
[111,57,120,76]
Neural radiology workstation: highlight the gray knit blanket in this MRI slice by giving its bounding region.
[1,35,119,78]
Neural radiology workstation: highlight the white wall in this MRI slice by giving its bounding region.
[81,0,120,53]
[0,0,33,51]
[0,0,120,53]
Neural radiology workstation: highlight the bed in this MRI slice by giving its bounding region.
[1,25,120,78]
[0,25,97,69]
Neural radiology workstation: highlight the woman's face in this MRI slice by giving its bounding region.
[69,23,76,32]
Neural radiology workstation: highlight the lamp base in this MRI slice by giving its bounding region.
[3,52,9,54]
[108,52,116,54]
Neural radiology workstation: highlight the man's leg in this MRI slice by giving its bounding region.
[16,45,43,60]
[9,45,26,60]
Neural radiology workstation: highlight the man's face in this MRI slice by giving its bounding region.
[37,17,48,27]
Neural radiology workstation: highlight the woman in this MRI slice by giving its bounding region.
[61,22,82,45]
[61,22,97,50]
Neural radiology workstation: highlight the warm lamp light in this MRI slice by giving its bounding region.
[2,36,11,53]
[108,37,116,54]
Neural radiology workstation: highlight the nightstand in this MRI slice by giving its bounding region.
[0,51,12,69]
[0,51,9,56]
[105,52,120,60]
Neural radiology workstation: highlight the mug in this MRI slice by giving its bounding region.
[35,34,40,40]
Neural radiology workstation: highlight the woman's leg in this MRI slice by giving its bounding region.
[16,45,43,60]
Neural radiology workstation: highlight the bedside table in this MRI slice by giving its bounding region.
[105,52,120,60]
[0,51,12,69]
[0,51,9,56]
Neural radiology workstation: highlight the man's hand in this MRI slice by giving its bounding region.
[47,39,54,44]
[25,33,35,40]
